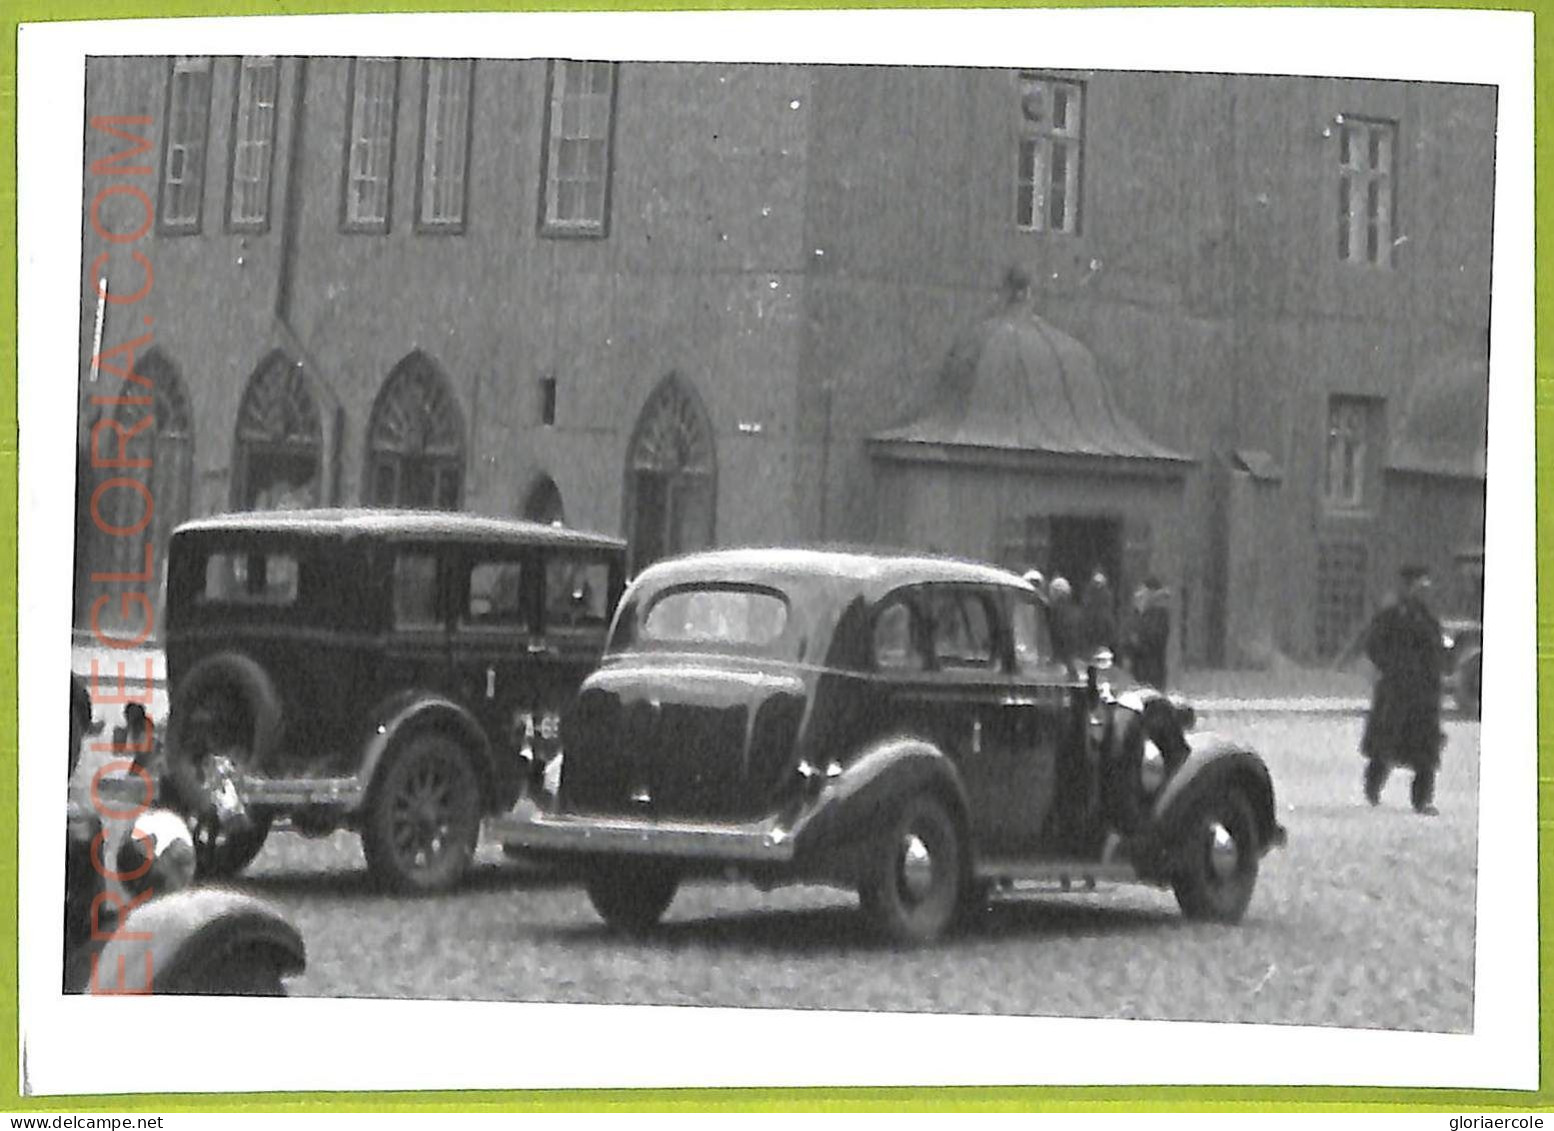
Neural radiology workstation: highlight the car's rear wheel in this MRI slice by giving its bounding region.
[362,734,482,894]
[585,862,679,933]
[1171,790,1260,923]
[858,793,963,945]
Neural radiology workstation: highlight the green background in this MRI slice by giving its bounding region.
[2,0,1548,1113]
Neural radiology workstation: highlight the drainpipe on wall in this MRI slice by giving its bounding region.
[273,57,349,507]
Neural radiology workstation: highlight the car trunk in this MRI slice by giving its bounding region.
[560,659,806,821]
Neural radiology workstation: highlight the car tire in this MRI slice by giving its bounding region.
[362,733,482,895]
[858,793,963,945]
[156,938,294,996]
[167,652,284,771]
[1171,790,1261,923]
[585,863,679,934]
[194,812,273,880]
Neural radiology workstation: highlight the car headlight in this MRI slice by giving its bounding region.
[1140,738,1167,794]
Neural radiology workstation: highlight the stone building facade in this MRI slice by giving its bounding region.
[75,57,1494,663]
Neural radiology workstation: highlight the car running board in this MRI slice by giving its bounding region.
[972,860,1142,887]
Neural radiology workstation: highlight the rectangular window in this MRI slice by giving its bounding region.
[465,559,528,628]
[343,57,400,232]
[1337,116,1396,266]
[418,59,474,231]
[160,56,213,233]
[540,60,617,237]
[201,550,299,606]
[1324,395,1381,510]
[1015,74,1083,235]
[228,56,279,231]
[393,552,441,628]
[543,554,613,631]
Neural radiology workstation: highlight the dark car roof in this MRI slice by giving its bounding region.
[173,508,626,552]
[632,546,1032,602]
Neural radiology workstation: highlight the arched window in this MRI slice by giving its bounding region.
[85,350,194,635]
[365,352,465,509]
[521,474,565,525]
[233,351,323,510]
[625,375,716,570]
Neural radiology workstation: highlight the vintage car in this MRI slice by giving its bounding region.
[494,549,1287,944]
[1440,617,1483,718]
[162,509,626,892]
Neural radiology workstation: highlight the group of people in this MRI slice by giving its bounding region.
[1022,568,1173,689]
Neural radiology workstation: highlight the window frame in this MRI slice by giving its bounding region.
[1015,73,1085,237]
[158,55,214,236]
[458,551,536,636]
[415,58,476,234]
[225,56,280,234]
[389,547,447,633]
[921,585,1002,673]
[1323,394,1382,513]
[340,57,401,235]
[1336,115,1398,268]
[537,59,619,239]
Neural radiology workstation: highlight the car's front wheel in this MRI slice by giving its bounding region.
[362,734,482,894]
[858,793,963,945]
[1171,790,1260,923]
[585,863,679,933]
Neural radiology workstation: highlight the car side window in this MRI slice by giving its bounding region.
[1010,597,1054,674]
[927,588,998,670]
[393,552,441,629]
[465,559,528,628]
[872,599,925,672]
[544,554,612,631]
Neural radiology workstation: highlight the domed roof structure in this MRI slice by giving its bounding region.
[871,287,1189,465]
[1387,353,1489,479]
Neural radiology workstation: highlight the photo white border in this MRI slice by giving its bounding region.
[17,7,1538,1096]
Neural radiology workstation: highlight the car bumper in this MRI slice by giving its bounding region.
[490,802,800,864]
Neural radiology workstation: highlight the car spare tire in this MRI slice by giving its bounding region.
[167,652,284,775]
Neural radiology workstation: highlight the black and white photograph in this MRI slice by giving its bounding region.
[18,7,1536,1097]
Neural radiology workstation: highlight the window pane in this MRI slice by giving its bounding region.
[467,561,526,624]
[873,601,923,671]
[545,556,612,629]
[643,588,789,646]
[202,551,299,606]
[394,553,440,627]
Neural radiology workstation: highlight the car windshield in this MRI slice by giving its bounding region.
[640,586,790,649]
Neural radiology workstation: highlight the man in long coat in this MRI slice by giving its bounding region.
[1361,565,1447,814]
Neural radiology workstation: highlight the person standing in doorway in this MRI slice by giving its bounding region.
[1079,570,1118,659]
[1046,577,1082,675]
[1127,577,1172,689]
[1360,565,1447,815]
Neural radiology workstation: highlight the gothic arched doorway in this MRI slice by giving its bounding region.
[84,349,194,635]
[365,352,465,509]
[624,374,716,571]
[233,351,323,510]
[521,474,565,525]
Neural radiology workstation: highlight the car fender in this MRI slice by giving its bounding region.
[1135,734,1284,871]
[359,691,497,812]
[787,735,970,865]
[84,888,305,995]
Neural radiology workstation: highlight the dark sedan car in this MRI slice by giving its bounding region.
[495,548,1286,944]
[161,509,626,892]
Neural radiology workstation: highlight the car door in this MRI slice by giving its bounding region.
[448,543,538,804]
[529,548,622,765]
[911,585,1019,857]
[377,542,456,740]
[996,591,1074,855]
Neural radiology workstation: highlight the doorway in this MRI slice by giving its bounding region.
[1048,515,1122,596]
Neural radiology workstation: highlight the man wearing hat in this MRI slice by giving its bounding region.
[1359,564,1448,814]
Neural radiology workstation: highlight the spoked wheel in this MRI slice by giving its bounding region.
[1171,790,1261,923]
[585,862,679,934]
[194,813,273,880]
[363,734,482,894]
[858,793,963,945]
